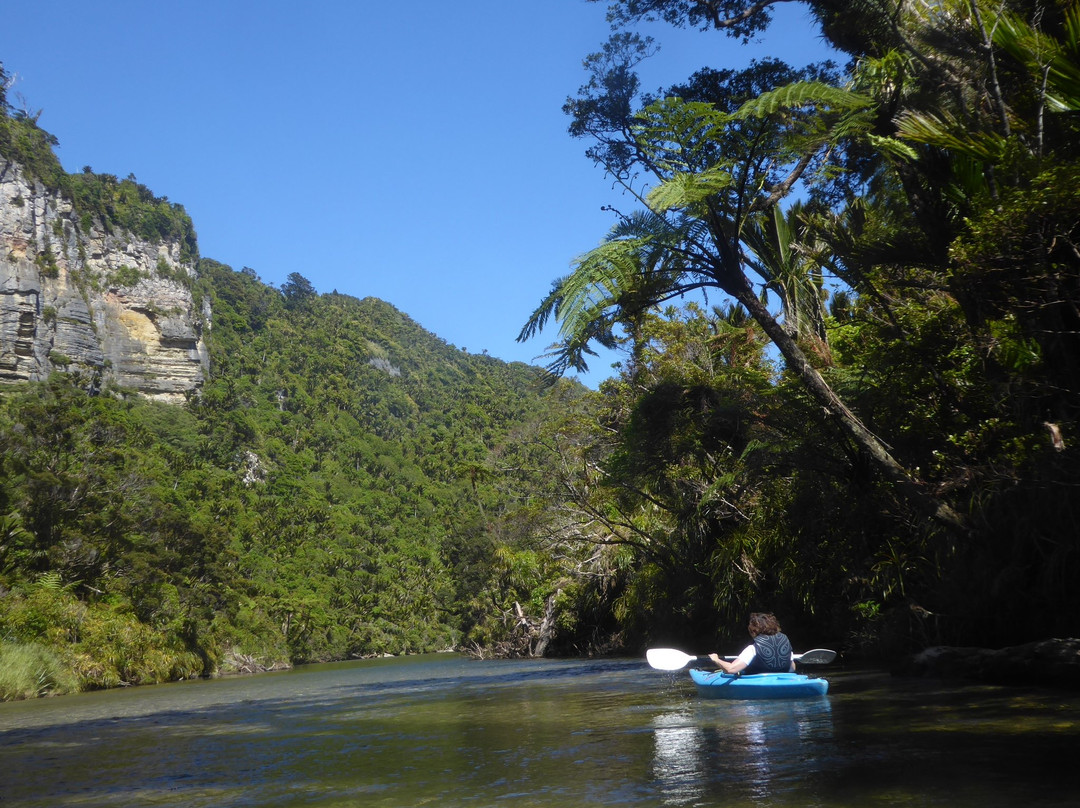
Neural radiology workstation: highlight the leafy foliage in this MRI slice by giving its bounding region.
[4,0,1080,693]
[0,96,197,261]
[519,0,1080,657]
[0,248,586,691]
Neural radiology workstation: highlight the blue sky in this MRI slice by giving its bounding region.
[3,1,834,387]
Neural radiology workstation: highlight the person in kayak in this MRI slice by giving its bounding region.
[707,612,795,674]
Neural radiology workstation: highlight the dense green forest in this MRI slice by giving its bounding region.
[3,66,597,696]
[3,0,1080,700]
[0,253,596,697]
[520,0,1079,656]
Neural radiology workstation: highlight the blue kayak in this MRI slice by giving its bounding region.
[689,669,829,699]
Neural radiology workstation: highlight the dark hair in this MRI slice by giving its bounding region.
[747,612,781,637]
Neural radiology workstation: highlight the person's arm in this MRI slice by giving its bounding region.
[708,644,755,673]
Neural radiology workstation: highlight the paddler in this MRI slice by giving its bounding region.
[708,612,796,674]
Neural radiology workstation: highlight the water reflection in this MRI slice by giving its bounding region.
[651,712,707,804]
[3,658,1079,807]
[651,698,834,805]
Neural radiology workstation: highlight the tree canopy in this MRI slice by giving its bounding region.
[521,0,1080,652]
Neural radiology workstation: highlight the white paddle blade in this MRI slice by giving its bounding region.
[646,648,698,671]
[794,648,836,665]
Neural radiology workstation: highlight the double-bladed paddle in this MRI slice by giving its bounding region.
[645,647,836,671]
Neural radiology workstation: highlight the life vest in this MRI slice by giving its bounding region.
[747,632,793,673]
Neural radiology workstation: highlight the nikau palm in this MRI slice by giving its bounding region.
[742,202,830,355]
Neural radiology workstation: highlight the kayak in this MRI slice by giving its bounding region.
[689,668,829,699]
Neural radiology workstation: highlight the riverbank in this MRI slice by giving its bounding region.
[895,638,1080,689]
[8,635,1080,702]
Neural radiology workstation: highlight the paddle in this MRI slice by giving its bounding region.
[646,647,836,671]
[793,648,837,665]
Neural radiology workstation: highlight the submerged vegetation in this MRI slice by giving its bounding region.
[2,0,1079,698]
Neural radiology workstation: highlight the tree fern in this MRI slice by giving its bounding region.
[646,165,733,212]
[734,81,874,119]
[520,208,705,377]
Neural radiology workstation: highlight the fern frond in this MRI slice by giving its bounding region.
[608,207,679,241]
[735,81,874,119]
[634,96,731,171]
[830,108,877,140]
[558,239,649,340]
[35,571,66,592]
[635,97,729,141]
[646,165,733,212]
[518,276,570,343]
[866,133,920,162]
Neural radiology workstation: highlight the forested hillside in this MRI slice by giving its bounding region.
[0,252,595,696]
[4,0,1080,699]
[1,77,598,695]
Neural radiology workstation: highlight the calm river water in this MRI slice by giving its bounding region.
[1,653,1078,807]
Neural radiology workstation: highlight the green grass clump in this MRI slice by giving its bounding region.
[0,641,78,700]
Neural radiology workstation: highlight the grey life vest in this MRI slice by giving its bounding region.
[748,632,792,673]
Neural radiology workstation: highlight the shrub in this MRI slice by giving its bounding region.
[72,605,204,689]
[106,264,145,289]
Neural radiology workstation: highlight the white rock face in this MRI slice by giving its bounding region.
[0,158,208,402]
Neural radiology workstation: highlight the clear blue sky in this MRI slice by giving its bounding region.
[3,1,834,387]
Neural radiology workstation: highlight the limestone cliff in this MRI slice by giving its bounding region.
[0,158,208,402]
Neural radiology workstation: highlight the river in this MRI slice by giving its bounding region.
[1,653,1078,806]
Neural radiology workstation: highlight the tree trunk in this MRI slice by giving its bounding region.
[732,280,968,535]
[531,592,560,657]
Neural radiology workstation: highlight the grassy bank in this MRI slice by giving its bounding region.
[0,641,78,700]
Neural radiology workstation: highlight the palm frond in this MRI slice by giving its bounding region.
[993,6,1080,112]
[893,110,1007,161]
[741,206,789,283]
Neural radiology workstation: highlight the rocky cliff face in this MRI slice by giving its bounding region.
[0,158,208,402]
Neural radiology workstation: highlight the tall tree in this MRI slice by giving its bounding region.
[522,47,968,533]
[552,0,1080,646]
